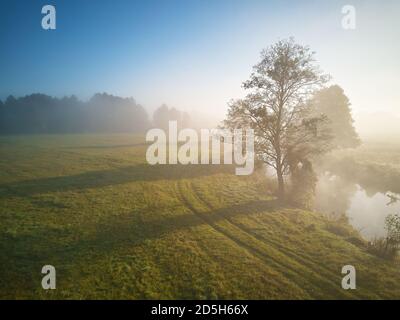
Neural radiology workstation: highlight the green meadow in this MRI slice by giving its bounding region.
[0,134,399,299]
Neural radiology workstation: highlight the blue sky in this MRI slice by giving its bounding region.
[0,0,399,128]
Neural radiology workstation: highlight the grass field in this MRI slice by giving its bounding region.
[0,134,399,299]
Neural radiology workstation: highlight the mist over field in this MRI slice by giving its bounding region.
[354,113,400,143]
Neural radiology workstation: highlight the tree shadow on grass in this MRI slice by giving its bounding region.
[0,164,236,198]
[0,198,279,298]
[1,199,279,271]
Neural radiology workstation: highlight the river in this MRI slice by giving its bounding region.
[315,172,400,240]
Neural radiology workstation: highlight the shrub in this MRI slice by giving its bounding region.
[367,214,400,261]
[367,238,398,260]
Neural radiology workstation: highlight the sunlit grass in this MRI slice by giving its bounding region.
[0,134,399,299]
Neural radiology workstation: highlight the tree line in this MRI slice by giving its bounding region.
[0,93,190,134]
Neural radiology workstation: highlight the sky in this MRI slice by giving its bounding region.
[0,0,399,133]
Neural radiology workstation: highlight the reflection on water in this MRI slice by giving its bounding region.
[315,172,400,240]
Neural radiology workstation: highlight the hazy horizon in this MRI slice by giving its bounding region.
[1,0,399,139]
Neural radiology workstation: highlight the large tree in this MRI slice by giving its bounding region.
[224,39,332,200]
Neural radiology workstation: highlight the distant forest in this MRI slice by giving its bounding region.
[0,93,190,134]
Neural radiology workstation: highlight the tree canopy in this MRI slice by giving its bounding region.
[224,38,332,199]
[153,104,191,130]
[308,85,360,148]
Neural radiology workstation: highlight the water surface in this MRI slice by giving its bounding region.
[315,173,400,239]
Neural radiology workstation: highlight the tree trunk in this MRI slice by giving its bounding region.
[277,166,285,201]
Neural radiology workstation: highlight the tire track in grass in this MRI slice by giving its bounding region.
[175,179,310,298]
[193,183,344,278]
[175,180,347,298]
[185,180,359,299]
[191,184,373,298]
